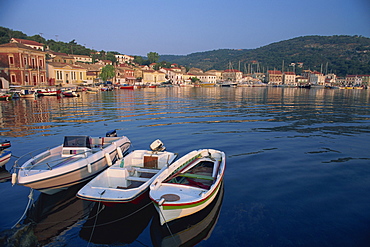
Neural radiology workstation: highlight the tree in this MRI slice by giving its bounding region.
[133,56,144,65]
[100,65,115,82]
[147,52,159,64]
[190,77,200,83]
[106,52,117,64]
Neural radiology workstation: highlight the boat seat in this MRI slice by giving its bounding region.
[135,167,159,174]
[127,176,149,182]
[178,173,214,180]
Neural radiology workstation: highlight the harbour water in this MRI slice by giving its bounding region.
[0,87,370,246]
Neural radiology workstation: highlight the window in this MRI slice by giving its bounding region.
[11,74,16,83]
[9,56,14,65]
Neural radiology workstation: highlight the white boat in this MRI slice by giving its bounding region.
[149,149,226,225]
[20,89,36,98]
[12,130,131,195]
[77,140,178,205]
[0,140,11,167]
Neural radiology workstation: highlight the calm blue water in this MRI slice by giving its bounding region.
[1,87,370,246]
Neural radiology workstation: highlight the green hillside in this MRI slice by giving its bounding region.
[160,35,370,76]
[1,26,369,77]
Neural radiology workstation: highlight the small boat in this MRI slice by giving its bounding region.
[36,89,60,96]
[0,93,12,101]
[149,149,226,225]
[0,140,11,167]
[77,140,178,205]
[12,130,131,195]
[62,91,80,97]
[20,89,36,98]
[120,84,135,90]
[298,84,311,89]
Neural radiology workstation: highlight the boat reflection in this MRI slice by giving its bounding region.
[150,183,224,247]
[23,183,94,245]
[79,197,155,244]
[0,167,11,183]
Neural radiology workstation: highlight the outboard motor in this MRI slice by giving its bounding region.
[106,129,117,137]
[150,139,166,152]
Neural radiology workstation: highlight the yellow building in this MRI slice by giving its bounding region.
[142,70,166,84]
[47,62,87,86]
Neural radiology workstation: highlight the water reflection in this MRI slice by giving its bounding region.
[0,167,11,183]
[150,184,224,247]
[1,88,369,138]
[23,183,94,245]
[79,197,155,245]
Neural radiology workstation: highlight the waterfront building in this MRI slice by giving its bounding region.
[142,70,166,85]
[267,70,283,84]
[222,69,243,82]
[360,75,370,86]
[309,71,325,85]
[47,62,87,86]
[296,76,309,85]
[325,74,337,85]
[283,72,296,85]
[346,75,362,85]
[207,70,223,82]
[160,68,184,85]
[116,66,136,85]
[0,42,47,86]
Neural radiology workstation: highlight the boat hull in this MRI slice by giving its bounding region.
[154,180,223,225]
[150,149,226,225]
[16,136,131,194]
[0,150,11,167]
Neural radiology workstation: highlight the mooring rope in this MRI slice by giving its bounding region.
[11,188,34,229]
[157,201,177,246]
[86,200,102,247]
[82,200,154,228]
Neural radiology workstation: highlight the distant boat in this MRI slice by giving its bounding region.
[77,139,178,205]
[20,89,36,98]
[198,82,215,87]
[12,130,131,195]
[150,149,226,225]
[36,89,60,96]
[120,84,135,90]
[298,84,311,89]
[0,93,12,101]
[62,91,80,97]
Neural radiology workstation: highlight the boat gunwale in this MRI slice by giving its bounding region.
[150,149,226,207]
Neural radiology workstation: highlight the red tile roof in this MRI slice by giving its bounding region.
[11,38,44,46]
[268,70,282,74]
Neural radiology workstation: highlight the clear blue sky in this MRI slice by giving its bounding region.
[1,0,369,56]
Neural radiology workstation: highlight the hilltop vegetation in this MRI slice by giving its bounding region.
[161,35,370,76]
[1,26,369,77]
